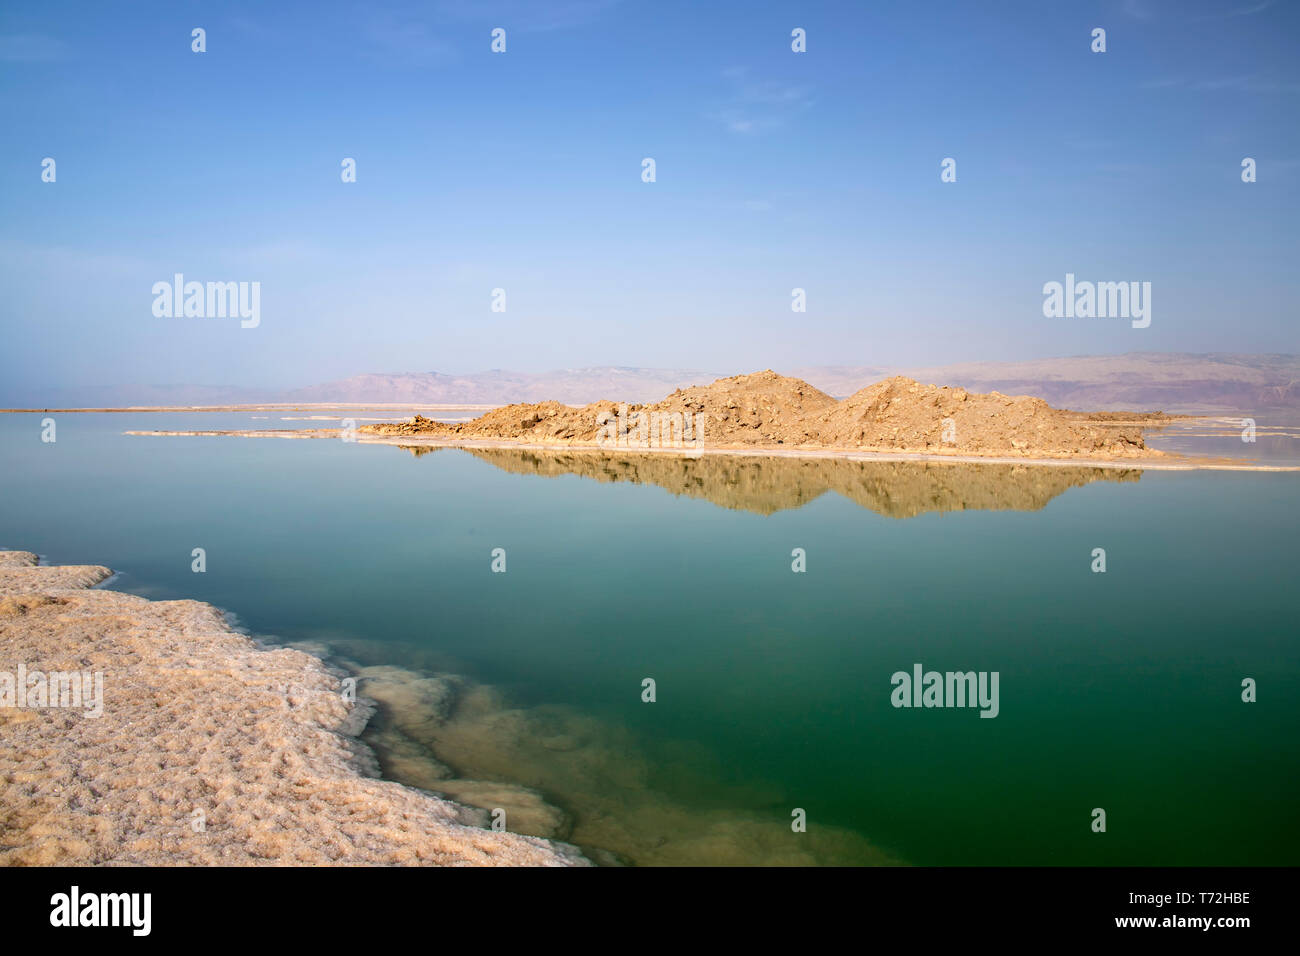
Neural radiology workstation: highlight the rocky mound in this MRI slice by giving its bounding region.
[365,402,610,442]
[811,376,1154,456]
[361,370,1169,459]
[644,370,838,444]
[362,371,832,445]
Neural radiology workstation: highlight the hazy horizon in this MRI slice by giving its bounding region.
[6,351,1300,417]
[8,348,1300,397]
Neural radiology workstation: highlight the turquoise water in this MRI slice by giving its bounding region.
[2,412,1298,865]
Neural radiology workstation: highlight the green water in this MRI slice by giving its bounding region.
[2,413,1297,865]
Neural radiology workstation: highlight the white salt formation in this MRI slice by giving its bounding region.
[0,551,585,866]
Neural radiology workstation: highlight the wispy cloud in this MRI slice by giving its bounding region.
[1120,0,1155,21]
[229,17,274,41]
[234,240,329,266]
[434,0,619,33]
[709,67,814,135]
[362,12,458,65]
[1197,0,1275,19]
[0,239,150,277]
[0,34,69,62]
[1095,161,1153,176]
[1123,0,1275,21]
[361,0,616,62]
[1142,73,1300,93]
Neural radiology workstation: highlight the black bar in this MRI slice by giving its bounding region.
[0,866,1280,942]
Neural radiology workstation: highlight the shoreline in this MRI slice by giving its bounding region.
[0,403,499,414]
[120,427,1300,473]
[0,550,587,867]
[1,550,903,865]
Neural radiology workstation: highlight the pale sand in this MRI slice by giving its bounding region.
[0,551,586,866]
[121,428,1300,472]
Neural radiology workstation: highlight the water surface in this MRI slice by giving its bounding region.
[2,412,1297,865]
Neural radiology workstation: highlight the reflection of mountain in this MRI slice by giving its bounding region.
[400,446,1141,518]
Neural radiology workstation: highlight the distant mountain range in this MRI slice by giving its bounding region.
[796,353,1300,413]
[10,353,1300,413]
[285,367,716,406]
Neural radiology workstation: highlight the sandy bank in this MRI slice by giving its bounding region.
[121,428,1299,472]
[0,551,586,866]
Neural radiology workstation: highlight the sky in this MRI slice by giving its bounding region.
[1,0,1297,393]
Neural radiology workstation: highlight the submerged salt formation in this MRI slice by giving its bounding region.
[0,551,585,866]
[341,651,904,866]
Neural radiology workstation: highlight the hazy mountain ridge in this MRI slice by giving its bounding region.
[10,354,1299,413]
[797,354,1300,412]
[284,367,724,406]
[235,353,1300,412]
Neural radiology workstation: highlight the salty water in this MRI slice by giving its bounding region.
[2,412,1298,865]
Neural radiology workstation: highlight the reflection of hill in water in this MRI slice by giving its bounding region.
[400,445,1141,518]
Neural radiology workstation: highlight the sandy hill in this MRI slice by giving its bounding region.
[646,370,838,444]
[361,370,1169,460]
[810,376,1152,456]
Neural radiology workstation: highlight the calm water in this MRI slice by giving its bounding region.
[2,412,1298,865]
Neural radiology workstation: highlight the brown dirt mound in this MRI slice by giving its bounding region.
[812,376,1155,456]
[642,370,837,445]
[364,402,613,442]
[361,370,1168,459]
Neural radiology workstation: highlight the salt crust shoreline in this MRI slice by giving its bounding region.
[0,551,586,867]
[120,429,1300,472]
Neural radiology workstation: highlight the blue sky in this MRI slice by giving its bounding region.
[1,0,1297,392]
